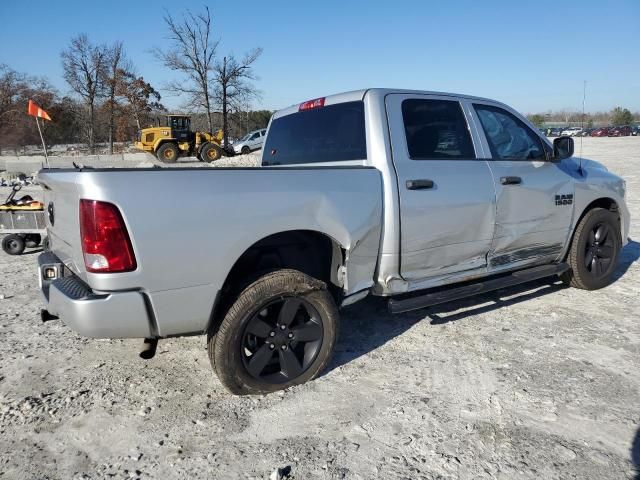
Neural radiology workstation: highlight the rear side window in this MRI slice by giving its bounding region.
[262,101,366,166]
[401,99,475,160]
[474,104,545,161]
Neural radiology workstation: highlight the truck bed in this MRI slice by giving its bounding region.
[37,166,383,336]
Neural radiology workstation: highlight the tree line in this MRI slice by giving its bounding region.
[527,107,638,128]
[0,6,265,155]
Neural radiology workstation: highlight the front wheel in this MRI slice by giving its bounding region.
[562,207,621,290]
[201,142,223,162]
[241,146,251,155]
[2,234,26,255]
[209,269,339,395]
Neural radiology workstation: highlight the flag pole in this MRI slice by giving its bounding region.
[34,116,49,167]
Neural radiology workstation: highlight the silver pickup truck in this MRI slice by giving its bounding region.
[37,89,630,395]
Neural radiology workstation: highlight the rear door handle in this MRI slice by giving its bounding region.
[500,176,522,185]
[406,179,434,190]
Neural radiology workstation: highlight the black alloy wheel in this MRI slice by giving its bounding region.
[209,269,339,395]
[583,222,615,278]
[241,297,324,383]
[563,207,621,290]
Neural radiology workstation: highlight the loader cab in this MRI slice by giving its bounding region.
[166,115,193,141]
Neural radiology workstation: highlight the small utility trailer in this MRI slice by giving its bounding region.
[0,185,46,255]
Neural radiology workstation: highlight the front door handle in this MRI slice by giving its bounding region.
[500,176,522,185]
[406,179,434,190]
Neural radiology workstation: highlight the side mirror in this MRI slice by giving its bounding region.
[553,136,574,161]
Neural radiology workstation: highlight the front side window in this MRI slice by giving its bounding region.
[401,99,475,160]
[170,117,189,130]
[474,105,545,161]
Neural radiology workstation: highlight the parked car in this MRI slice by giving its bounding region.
[608,126,632,137]
[561,127,583,136]
[37,88,630,395]
[232,128,267,154]
[590,127,611,137]
[632,126,639,136]
[547,127,563,137]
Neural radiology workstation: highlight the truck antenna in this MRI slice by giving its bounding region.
[579,80,586,176]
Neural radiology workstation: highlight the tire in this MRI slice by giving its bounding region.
[42,236,50,252]
[562,207,621,290]
[201,142,223,162]
[241,146,251,155]
[209,269,339,395]
[25,234,41,248]
[2,234,26,255]
[156,143,179,163]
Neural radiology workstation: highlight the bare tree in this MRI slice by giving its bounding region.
[103,42,130,154]
[155,7,262,144]
[61,34,108,153]
[154,7,218,132]
[213,48,262,147]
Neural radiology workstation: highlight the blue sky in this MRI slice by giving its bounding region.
[1,0,638,113]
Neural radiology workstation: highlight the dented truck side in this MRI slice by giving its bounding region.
[37,88,630,394]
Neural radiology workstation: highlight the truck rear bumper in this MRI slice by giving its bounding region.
[39,252,152,338]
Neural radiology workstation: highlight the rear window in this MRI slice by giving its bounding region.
[262,101,367,166]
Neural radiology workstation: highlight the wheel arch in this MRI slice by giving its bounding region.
[153,138,177,153]
[564,196,621,261]
[208,230,345,334]
[575,197,620,228]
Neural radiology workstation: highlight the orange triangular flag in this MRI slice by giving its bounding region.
[27,99,52,121]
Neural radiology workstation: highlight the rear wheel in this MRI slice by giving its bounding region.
[201,142,223,162]
[2,234,26,255]
[562,207,621,290]
[209,269,339,395]
[156,143,179,163]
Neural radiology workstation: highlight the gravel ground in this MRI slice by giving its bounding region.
[0,138,638,479]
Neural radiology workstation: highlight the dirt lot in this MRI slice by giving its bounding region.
[0,137,638,479]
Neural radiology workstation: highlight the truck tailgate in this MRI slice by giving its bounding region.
[37,171,86,279]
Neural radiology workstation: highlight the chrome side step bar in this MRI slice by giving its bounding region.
[388,263,569,314]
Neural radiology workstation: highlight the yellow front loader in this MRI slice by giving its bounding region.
[134,115,231,163]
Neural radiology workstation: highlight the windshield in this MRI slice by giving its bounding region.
[262,101,367,166]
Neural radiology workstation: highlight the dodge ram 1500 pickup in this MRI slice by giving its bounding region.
[37,89,630,394]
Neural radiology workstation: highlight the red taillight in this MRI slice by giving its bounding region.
[79,199,136,273]
[299,97,325,111]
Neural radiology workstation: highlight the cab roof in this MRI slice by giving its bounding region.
[272,88,500,120]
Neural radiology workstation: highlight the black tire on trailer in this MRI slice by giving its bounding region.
[25,234,42,248]
[201,142,224,162]
[2,234,26,255]
[562,207,621,290]
[156,142,179,163]
[209,269,339,395]
[241,146,251,155]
